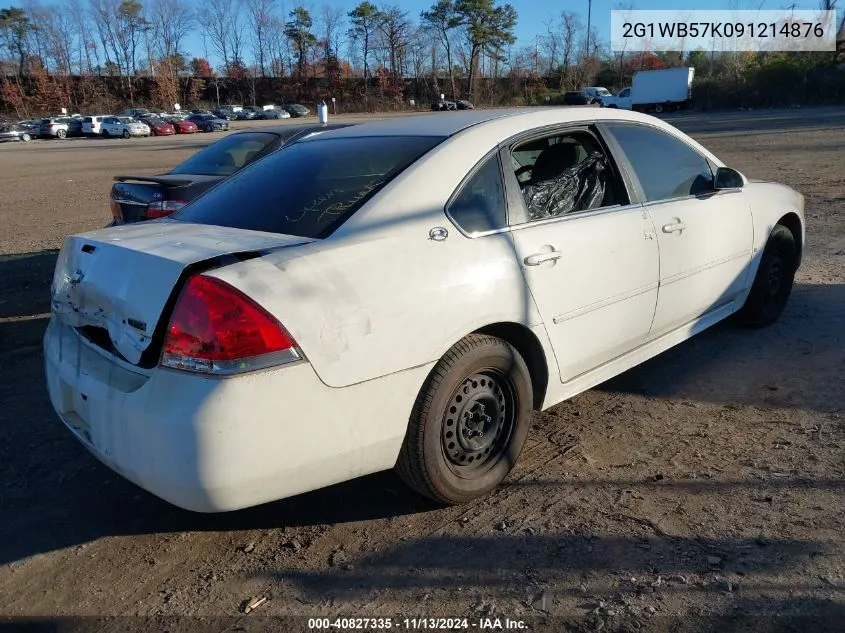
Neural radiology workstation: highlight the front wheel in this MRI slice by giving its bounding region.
[56,129,67,139]
[737,225,797,327]
[122,129,131,139]
[20,133,30,142]
[396,334,533,505]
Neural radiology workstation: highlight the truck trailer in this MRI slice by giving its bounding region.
[600,67,694,113]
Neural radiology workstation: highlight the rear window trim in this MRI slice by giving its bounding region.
[171,134,447,239]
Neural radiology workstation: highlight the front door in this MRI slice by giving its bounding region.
[504,127,660,383]
[602,122,754,337]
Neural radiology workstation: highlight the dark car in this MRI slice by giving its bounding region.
[431,100,457,111]
[108,123,353,225]
[213,109,238,121]
[0,123,32,142]
[562,91,590,105]
[283,103,310,117]
[456,99,474,110]
[186,113,230,132]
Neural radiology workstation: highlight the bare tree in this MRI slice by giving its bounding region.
[246,0,275,76]
[197,0,236,71]
[420,0,460,98]
[320,4,345,59]
[150,0,193,60]
[377,5,410,76]
[559,11,580,89]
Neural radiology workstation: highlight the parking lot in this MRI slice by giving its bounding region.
[1,107,844,630]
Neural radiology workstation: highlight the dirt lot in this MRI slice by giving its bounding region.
[1,108,844,632]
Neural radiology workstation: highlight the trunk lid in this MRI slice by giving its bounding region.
[111,174,224,223]
[51,222,313,365]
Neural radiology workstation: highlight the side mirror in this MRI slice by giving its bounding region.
[714,166,744,190]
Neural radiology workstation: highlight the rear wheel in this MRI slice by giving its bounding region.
[654,104,664,113]
[122,129,131,139]
[56,129,67,139]
[102,130,110,138]
[737,225,797,327]
[20,133,30,142]
[396,334,532,504]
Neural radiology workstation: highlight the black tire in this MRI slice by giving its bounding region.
[396,333,533,504]
[737,225,797,328]
[102,130,109,138]
[56,129,67,139]
[122,129,131,139]
[21,133,30,142]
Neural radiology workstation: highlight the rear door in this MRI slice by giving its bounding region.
[503,125,660,383]
[601,122,753,338]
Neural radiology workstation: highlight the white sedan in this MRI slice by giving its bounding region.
[101,116,150,138]
[45,108,804,512]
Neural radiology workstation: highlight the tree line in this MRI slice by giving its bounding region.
[0,0,844,116]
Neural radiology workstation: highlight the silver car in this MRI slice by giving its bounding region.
[37,117,71,139]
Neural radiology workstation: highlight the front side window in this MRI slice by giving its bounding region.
[606,123,713,201]
[509,130,621,222]
[447,154,508,235]
[173,135,444,239]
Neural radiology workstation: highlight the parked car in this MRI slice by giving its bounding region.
[259,108,290,120]
[122,108,151,120]
[190,109,213,115]
[456,99,474,110]
[46,108,805,512]
[186,113,229,132]
[82,115,111,135]
[236,108,260,120]
[0,123,32,142]
[583,86,613,104]
[282,103,310,117]
[213,109,238,121]
[37,117,71,139]
[167,111,188,120]
[109,123,352,224]
[18,119,40,132]
[168,118,199,134]
[431,99,457,111]
[561,91,590,105]
[101,116,151,138]
[67,118,84,136]
[141,116,176,136]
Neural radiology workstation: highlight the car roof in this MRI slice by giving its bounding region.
[296,107,660,140]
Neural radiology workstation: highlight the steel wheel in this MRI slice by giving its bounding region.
[122,129,131,139]
[21,133,30,142]
[738,225,797,327]
[441,370,516,477]
[396,333,533,504]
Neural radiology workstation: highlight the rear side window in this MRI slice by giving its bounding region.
[606,123,713,200]
[170,132,278,177]
[173,135,444,239]
[447,154,508,234]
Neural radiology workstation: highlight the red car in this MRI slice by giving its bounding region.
[141,117,176,136]
[169,118,199,134]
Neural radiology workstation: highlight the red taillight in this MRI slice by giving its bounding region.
[161,275,299,374]
[146,199,188,219]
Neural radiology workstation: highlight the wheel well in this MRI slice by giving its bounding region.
[475,322,549,410]
[776,212,803,263]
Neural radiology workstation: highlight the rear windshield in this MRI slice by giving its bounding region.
[170,132,278,177]
[173,135,444,239]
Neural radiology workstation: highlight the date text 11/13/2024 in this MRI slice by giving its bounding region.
[307,617,529,630]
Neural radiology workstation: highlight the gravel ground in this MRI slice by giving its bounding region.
[0,108,843,633]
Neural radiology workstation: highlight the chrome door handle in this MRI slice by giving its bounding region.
[524,250,563,266]
[662,222,686,234]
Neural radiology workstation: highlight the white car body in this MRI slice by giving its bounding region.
[101,116,150,137]
[82,115,111,135]
[583,87,612,103]
[45,108,805,512]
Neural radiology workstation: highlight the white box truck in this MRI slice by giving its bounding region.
[601,67,694,113]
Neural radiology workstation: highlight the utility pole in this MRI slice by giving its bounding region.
[586,0,593,57]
